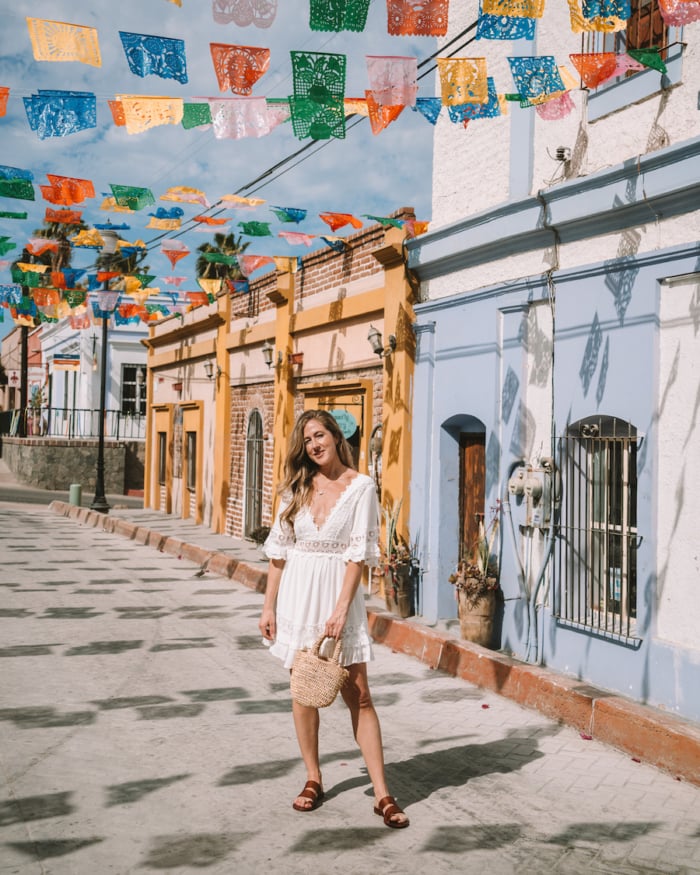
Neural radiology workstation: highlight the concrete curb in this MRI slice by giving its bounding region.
[49,500,700,787]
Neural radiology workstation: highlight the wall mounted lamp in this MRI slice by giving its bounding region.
[204,360,221,380]
[367,325,396,358]
[262,339,275,368]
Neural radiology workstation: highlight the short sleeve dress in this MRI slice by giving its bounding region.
[262,473,380,669]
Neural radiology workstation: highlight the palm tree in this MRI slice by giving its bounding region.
[195,232,249,284]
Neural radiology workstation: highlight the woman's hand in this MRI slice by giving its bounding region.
[259,607,276,641]
[324,605,349,641]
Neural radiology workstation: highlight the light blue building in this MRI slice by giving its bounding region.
[406,2,700,722]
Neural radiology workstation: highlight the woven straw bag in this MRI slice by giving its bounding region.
[291,636,349,708]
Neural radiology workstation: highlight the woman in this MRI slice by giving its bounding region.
[259,409,409,829]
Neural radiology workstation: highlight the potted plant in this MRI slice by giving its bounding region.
[380,500,419,618]
[449,512,500,647]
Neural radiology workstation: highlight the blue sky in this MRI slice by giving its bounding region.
[0,0,437,342]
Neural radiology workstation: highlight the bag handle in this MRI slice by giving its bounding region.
[311,635,343,664]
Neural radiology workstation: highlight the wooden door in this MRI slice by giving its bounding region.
[459,434,486,561]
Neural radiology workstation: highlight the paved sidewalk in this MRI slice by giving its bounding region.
[2,502,700,874]
[46,500,700,792]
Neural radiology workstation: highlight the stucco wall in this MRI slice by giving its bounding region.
[656,275,700,649]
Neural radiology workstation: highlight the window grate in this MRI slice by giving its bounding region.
[555,417,641,641]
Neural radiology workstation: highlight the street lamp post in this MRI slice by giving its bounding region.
[90,227,120,514]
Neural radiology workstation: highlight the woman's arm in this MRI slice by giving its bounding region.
[324,560,364,640]
[259,558,285,641]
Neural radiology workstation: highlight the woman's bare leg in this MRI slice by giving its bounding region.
[340,663,408,826]
[291,699,323,809]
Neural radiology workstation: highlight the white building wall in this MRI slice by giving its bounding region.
[656,274,700,649]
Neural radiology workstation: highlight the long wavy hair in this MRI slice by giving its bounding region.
[279,409,355,527]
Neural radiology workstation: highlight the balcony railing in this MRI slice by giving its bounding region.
[0,407,146,441]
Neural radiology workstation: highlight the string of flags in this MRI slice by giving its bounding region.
[0,0,691,140]
[0,161,429,328]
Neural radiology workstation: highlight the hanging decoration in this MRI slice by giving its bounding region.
[208,97,286,138]
[26,18,102,67]
[212,0,279,28]
[658,0,700,24]
[344,97,370,116]
[182,102,213,129]
[194,214,229,225]
[227,278,250,293]
[363,214,404,228]
[239,254,274,273]
[119,32,188,84]
[320,236,347,252]
[24,91,97,138]
[188,289,214,306]
[201,252,238,264]
[582,0,630,18]
[147,216,181,230]
[437,58,489,105]
[0,177,34,200]
[569,52,618,88]
[627,47,667,73]
[0,87,9,117]
[100,197,134,213]
[481,0,545,14]
[365,91,405,134]
[0,211,27,220]
[70,312,91,329]
[239,221,273,236]
[161,186,210,207]
[161,239,190,266]
[411,97,442,124]
[112,95,184,134]
[70,228,107,248]
[309,0,371,32]
[108,100,126,126]
[404,219,430,236]
[508,56,565,103]
[278,230,316,246]
[149,206,185,221]
[110,184,155,211]
[319,212,363,231]
[476,12,536,39]
[26,238,59,256]
[220,194,266,208]
[611,53,646,76]
[45,208,83,224]
[567,0,627,30]
[447,77,503,124]
[289,51,347,140]
[41,175,95,206]
[366,56,418,107]
[210,44,270,94]
[164,276,187,286]
[535,90,576,119]
[387,0,449,35]
[0,283,22,302]
[270,206,308,223]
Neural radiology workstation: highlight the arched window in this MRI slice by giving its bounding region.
[556,416,639,638]
[244,410,264,537]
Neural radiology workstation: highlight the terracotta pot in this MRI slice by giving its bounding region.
[457,585,496,647]
[384,562,415,619]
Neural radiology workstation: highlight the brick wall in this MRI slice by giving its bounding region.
[226,382,275,538]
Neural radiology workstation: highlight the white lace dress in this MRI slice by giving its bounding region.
[262,473,380,669]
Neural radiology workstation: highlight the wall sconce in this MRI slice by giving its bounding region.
[367,325,396,358]
[262,339,275,368]
[204,360,221,380]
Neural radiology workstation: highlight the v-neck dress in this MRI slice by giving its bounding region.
[262,473,380,669]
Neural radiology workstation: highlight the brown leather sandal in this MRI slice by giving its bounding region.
[374,795,409,829]
[292,780,324,812]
